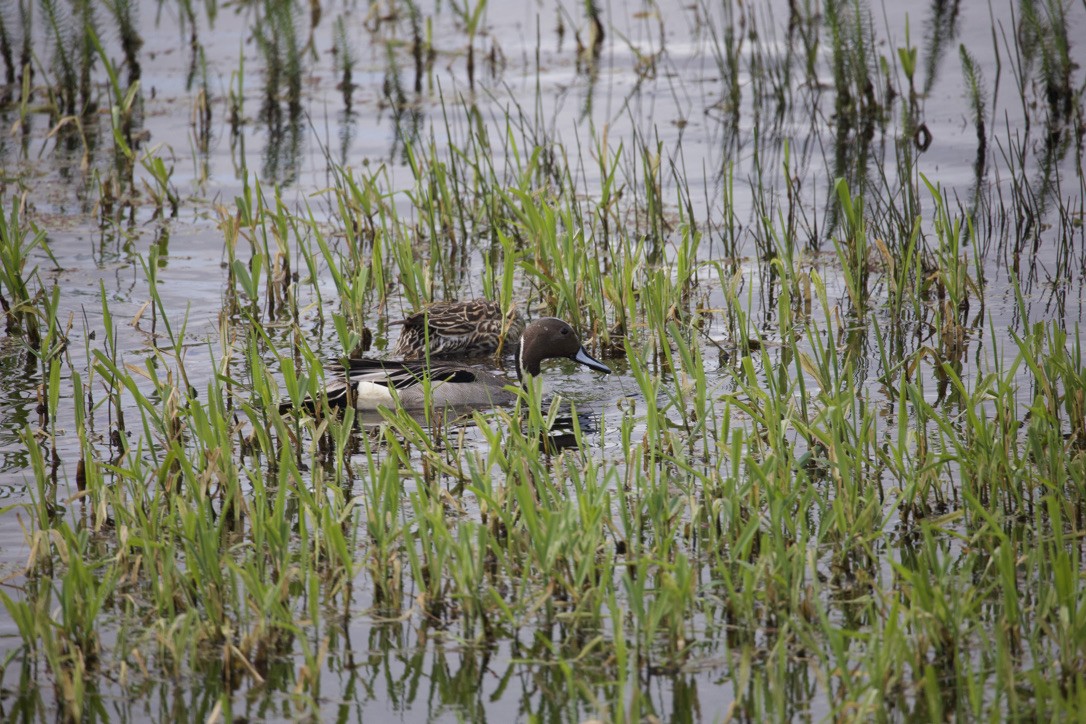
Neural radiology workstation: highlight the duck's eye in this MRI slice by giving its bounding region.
[561,327,570,335]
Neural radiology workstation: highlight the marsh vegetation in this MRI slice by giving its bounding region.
[0,0,1084,720]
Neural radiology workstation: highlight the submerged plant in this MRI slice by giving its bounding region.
[959,44,988,175]
[103,0,142,84]
[255,0,304,116]
[1017,0,1075,116]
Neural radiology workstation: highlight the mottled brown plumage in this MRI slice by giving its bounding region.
[393,300,526,359]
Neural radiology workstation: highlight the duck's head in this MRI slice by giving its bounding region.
[517,317,612,378]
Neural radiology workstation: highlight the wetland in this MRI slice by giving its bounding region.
[0,0,1085,720]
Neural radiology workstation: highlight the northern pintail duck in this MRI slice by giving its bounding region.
[392,299,525,359]
[314,317,610,411]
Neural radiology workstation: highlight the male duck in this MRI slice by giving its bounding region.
[392,299,526,359]
[317,317,610,411]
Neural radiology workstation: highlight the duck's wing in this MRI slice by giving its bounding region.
[336,358,481,389]
[283,354,513,412]
[324,359,488,408]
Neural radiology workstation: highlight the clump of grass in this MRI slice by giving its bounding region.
[89,26,132,137]
[139,148,180,218]
[832,178,871,312]
[8,189,1086,723]
[0,197,47,350]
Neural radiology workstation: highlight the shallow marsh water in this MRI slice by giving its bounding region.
[0,0,1085,721]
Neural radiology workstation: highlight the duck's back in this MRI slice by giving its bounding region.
[394,300,524,359]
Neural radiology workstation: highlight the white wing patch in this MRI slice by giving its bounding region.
[353,379,397,409]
